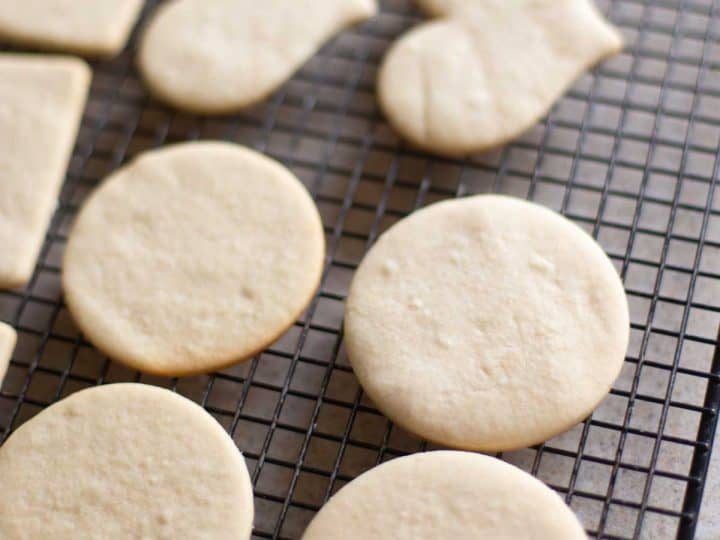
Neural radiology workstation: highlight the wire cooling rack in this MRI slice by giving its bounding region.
[2,0,720,538]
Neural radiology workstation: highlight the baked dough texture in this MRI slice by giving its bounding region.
[0,383,254,539]
[63,142,325,376]
[0,0,144,57]
[0,54,91,289]
[138,0,377,113]
[301,451,586,539]
[345,195,629,451]
[0,323,16,384]
[378,0,622,155]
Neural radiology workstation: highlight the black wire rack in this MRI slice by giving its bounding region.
[1,0,720,538]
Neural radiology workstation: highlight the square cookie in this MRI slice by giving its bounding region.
[0,54,91,289]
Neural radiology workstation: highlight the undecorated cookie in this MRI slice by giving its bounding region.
[0,54,91,289]
[301,451,586,539]
[344,195,629,451]
[378,0,622,155]
[0,323,16,384]
[0,383,254,539]
[138,0,377,113]
[63,142,325,376]
[0,0,144,57]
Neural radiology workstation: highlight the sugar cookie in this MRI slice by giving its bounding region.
[0,383,254,539]
[0,323,16,384]
[63,142,325,376]
[302,451,586,539]
[0,54,90,289]
[138,0,377,113]
[378,0,622,155]
[345,195,629,451]
[0,0,144,57]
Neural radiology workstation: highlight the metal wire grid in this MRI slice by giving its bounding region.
[1,0,720,538]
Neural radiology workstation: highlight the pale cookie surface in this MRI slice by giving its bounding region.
[138,0,377,113]
[0,54,91,289]
[63,142,324,376]
[379,0,622,156]
[0,0,144,57]
[0,383,254,539]
[345,195,629,451]
[0,323,16,385]
[302,451,586,539]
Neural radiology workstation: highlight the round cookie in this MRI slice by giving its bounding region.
[63,142,324,376]
[344,195,629,451]
[0,383,254,539]
[301,451,586,539]
[137,0,376,113]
